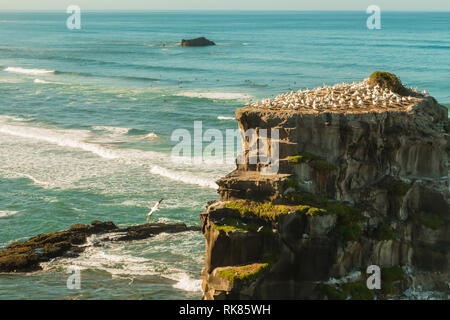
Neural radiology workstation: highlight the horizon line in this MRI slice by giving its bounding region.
[0,9,449,12]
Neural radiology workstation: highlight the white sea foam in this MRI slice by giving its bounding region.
[325,271,362,285]
[41,234,203,292]
[175,92,252,100]
[150,165,218,189]
[0,210,20,218]
[144,132,159,140]
[402,286,449,300]
[0,125,119,159]
[34,78,57,84]
[6,170,50,187]
[0,120,228,190]
[4,67,55,75]
[41,245,153,276]
[0,115,28,122]
[0,77,23,83]
[92,126,130,135]
[171,273,203,292]
[92,126,159,141]
[217,116,236,120]
[155,217,179,224]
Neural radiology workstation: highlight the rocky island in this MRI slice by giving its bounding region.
[0,221,200,273]
[200,72,449,300]
[181,37,216,47]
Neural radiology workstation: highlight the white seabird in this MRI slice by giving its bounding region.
[146,199,164,223]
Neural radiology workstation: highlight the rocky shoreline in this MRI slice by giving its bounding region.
[0,221,200,273]
[200,73,449,300]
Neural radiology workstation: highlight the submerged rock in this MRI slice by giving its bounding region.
[0,221,200,273]
[181,37,216,47]
[200,73,449,300]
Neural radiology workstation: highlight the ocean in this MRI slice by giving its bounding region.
[0,11,449,300]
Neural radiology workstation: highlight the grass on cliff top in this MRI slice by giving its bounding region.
[217,263,270,284]
[288,153,337,174]
[295,205,327,216]
[368,71,409,96]
[288,153,320,163]
[224,200,291,224]
[223,199,329,225]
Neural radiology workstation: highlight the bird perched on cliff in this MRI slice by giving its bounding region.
[146,199,164,223]
[247,79,418,112]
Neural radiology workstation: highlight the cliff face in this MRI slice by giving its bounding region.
[200,81,449,300]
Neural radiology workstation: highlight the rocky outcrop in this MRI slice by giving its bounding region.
[0,221,200,273]
[201,77,449,300]
[181,37,216,47]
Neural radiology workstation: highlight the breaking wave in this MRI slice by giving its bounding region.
[150,165,218,189]
[217,116,236,120]
[4,67,55,75]
[175,91,252,100]
[0,210,20,218]
[0,118,225,189]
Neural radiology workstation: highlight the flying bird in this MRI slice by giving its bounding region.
[146,199,164,223]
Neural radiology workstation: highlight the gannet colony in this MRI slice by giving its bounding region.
[245,79,426,112]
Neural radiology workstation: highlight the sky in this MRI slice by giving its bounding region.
[0,0,449,11]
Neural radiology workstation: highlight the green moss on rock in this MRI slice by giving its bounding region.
[295,205,311,214]
[288,153,320,164]
[213,216,266,234]
[224,200,292,224]
[287,152,337,175]
[368,71,409,95]
[381,266,405,295]
[307,207,327,216]
[341,282,374,300]
[319,284,347,300]
[286,192,364,242]
[320,282,374,300]
[284,178,299,190]
[387,181,411,197]
[214,224,245,233]
[327,202,364,241]
[217,263,270,285]
[374,224,395,241]
[285,191,328,209]
[295,205,327,216]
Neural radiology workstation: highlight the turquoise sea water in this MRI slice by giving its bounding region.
[0,11,449,299]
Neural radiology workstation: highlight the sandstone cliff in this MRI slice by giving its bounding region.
[201,74,449,300]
